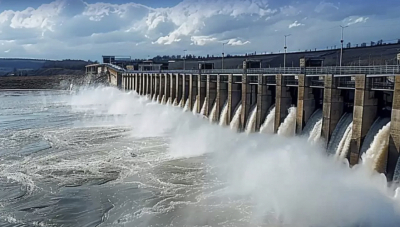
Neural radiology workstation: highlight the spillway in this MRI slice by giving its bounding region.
[200,97,208,116]
[219,101,229,126]
[230,104,242,132]
[335,122,353,159]
[277,107,297,137]
[361,122,391,173]
[245,106,258,133]
[301,109,322,137]
[183,98,190,112]
[209,101,218,123]
[308,119,323,144]
[192,98,198,115]
[161,95,166,104]
[259,106,275,134]
[327,113,353,156]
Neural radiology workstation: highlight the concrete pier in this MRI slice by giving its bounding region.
[274,74,292,133]
[215,75,228,123]
[296,74,316,134]
[207,75,217,117]
[198,74,207,114]
[165,74,171,103]
[256,75,273,131]
[159,74,165,103]
[241,73,251,131]
[189,74,198,111]
[321,74,344,143]
[170,73,176,104]
[228,74,242,125]
[349,75,378,165]
[388,75,400,181]
[176,74,183,106]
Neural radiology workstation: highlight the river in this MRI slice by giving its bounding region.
[1,87,400,227]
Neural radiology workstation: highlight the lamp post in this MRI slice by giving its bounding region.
[284,34,291,69]
[183,49,187,70]
[340,25,348,68]
[222,42,228,71]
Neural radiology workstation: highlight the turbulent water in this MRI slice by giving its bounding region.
[183,98,190,112]
[200,97,208,116]
[259,107,275,134]
[209,101,218,123]
[245,106,257,134]
[362,122,391,173]
[277,107,297,137]
[192,98,198,115]
[3,87,400,227]
[308,119,323,144]
[229,104,242,132]
[218,101,229,126]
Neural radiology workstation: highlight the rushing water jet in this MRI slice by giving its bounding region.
[200,97,208,116]
[259,107,275,134]
[308,119,323,144]
[219,101,229,126]
[245,106,258,133]
[362,122,391,173]
[192,97,198,115]
[277,107,297,137]
[230,104,242,132]
[335,122,353,159]
[209,101,218,123]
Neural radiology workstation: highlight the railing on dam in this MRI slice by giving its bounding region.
[123,65,400,75]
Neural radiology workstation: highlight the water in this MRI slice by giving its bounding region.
[327,113,353,155]
[301,109,322,137]
[209,101,218,123]
[199,97,208,116]
[277,107,297,137]
[161,95,166,104]
[229,104,242,132]
[178,98,184,107]
[360,117,391,157]
[173,98,178,106]
[2,88,400,226]
[167,97,172,105]
[219,101,229,126]
[183,98,190,112]
[308,119,323,144]
[156,95,160,103]
[362,122,391,173]
[335,122,353,160]
[192,98,198,115]
[245,106,257,134]
[259,107,275,134]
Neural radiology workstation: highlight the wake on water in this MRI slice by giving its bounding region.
[2,85,400,226]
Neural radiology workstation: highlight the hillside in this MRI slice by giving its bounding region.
[0,59,93,76]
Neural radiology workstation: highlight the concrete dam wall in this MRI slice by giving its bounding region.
[89,63,400,182]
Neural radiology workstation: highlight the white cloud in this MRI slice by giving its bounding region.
[289,21,304,28]
[227,39,251,46]
[345,16,369,26]
[0,0,398,60]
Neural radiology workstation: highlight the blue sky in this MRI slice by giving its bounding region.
[0,0,399,61]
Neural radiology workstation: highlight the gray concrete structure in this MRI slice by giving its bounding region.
[89,59,400,182]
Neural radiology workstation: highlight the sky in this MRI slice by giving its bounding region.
[0,0,399,61]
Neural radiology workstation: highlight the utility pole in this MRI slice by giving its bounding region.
[183,49,187,70]
[340,25,348,68]
[222,42,228,71]
[284,34,291,69]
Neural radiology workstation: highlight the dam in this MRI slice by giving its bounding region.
[86,60,400,181]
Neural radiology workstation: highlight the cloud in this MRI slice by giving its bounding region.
[289,21,304,28]
[345,16,369,26]
[0,0,399,60]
